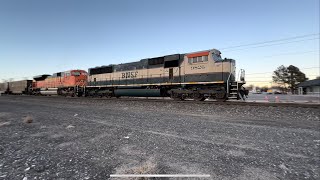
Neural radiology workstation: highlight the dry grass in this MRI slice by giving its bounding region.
[23,115,33,123]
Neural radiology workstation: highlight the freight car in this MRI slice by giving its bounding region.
[86,48,247,101]
[32,70,87,96]
[0,82,9,94]
[8,80,33,94]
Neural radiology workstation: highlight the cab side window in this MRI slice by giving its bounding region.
[193,57,197,63]
[203,56,208,61]
[188,56,208,64]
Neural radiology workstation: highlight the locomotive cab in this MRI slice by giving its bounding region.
[183,49,245,101]
[71,70,88,87]
[184,49,236,83]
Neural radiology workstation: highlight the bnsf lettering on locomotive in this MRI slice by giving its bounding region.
[191,65,205,70]
[122,71,138,78]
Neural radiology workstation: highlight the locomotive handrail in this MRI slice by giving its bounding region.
[241,69,245,82]
[238,69,245,82]
[226,72,232,94]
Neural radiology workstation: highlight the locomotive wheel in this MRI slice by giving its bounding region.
[177,97,186,101]
[170,92,184,101]
[106,94,112,98]
[180,94,187,101]
[216,97,227,102]
[191,93,206,101]
[172,96,184,101]
[215,91,227,102]
[197,97,207,101]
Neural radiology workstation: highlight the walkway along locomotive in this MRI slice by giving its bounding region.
[0,48,248,101]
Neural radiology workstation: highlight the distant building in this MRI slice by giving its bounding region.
[267,88,282,94]
[297,79,320,95]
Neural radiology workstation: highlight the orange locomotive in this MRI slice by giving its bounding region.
[32,70,87,96]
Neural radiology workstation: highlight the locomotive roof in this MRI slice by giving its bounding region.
[33,69,86,80]
[89,48,221,70]
[33,74,51,81]
[185,48,221,55]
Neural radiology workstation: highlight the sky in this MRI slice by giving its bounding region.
[0,0,319,87]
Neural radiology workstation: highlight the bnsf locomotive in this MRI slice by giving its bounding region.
[32,70,87,96]
[0,48,248,101]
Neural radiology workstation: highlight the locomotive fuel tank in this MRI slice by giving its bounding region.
[40,88,58,95]
[114,89,161,97]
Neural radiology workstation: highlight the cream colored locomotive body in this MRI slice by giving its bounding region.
[88,49,235,87]
[86,48,245,101]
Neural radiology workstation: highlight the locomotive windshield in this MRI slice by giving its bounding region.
[72,72,81,76]
[212,52,223,62]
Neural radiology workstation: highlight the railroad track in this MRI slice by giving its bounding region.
[1,94,320,109]
[86,96,320,108]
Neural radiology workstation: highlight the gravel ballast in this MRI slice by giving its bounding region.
[0,96,319,180]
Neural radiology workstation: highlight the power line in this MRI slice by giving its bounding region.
[308,74,320,75]
[261,50,319,58]
[246,72,276,75]
[246,75,319,78]
[224,37,319,52]
[245,67,320,75]
[220,33,320,50]
[300,67,320,70]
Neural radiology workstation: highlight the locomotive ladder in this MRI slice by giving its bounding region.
[75,85,79,94]
[75,82,82,96]
[228,82,240,100]
[227,69,246,101]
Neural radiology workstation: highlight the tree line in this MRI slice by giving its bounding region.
[247,65,317,93]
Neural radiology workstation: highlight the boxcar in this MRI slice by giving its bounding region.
[0,82,9,94]
[8,80,33,94]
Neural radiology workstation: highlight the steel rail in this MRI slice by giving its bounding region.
[2,94,319,109]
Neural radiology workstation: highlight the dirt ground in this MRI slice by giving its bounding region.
[0,95,319,180]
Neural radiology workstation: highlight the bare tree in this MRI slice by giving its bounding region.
[273,65,308,93]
